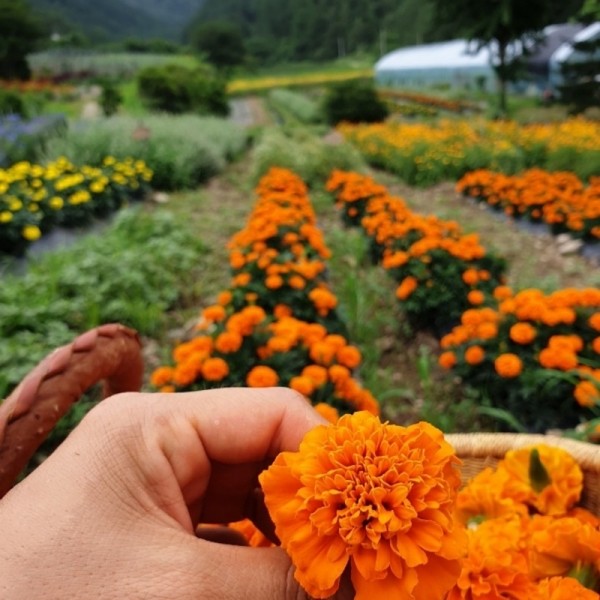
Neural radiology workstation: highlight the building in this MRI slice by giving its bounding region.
[374,23,599,97]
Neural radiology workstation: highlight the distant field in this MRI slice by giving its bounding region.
[27,51,199,79]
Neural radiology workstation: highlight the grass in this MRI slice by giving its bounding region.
[117,80,148,117]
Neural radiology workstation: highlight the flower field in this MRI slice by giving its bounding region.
[151,167,378,419]
[0,156,152,256]
[457,168,600,242]
[337,117,600,185]
[325,169,600,435]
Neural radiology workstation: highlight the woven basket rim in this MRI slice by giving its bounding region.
[446,432,600,474]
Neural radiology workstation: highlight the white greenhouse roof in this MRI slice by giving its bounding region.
[375,40,495,72]
[552,22,600,62]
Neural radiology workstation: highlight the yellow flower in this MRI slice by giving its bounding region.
[0,211,13,223]
[22,225,41,241]
[260,412,466,600]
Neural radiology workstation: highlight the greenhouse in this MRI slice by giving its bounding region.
[374,39,499,92]
[375,22,600,95]
[549,22,600,93]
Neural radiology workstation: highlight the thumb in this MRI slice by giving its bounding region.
[187,538,354,600]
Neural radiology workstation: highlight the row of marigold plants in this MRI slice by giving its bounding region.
[0,156,153,256]
[379,88,481,114]
[325,169,600,436]
[337,117,600,186]
[456,168,600,242]
[150,166,378,419]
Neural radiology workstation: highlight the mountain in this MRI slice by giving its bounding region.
[27,0,206,41]
[187,0,438,62]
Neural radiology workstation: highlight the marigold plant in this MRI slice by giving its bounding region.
[151,167,378,416]
[439,287,600,433]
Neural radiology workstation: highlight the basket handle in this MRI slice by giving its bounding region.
[0,323,144,498]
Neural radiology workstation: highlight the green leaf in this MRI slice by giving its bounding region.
[529,448,551,493]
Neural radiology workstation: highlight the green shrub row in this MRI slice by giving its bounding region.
[42,115,251,190]
[0,208,206,399]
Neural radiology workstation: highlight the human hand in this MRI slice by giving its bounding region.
[0,388,353,599]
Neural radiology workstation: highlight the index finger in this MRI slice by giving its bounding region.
[171,387,326,522]
[100,387,326,525]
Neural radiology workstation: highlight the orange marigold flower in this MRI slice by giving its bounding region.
[309,340,337,366]
[439,351,458,369]
[593,337,600,354]
[150,366,174,388]
[302,364,329,387]
[259,412,466,600]
[214,331,243,354]
[589,312,600,332]
[497,445,583,516]
[217,290,232,306]
[456,468,528,526]
[477,322,498,340]
[535,576,599,600]
[265,274,284,289]
[494,353,523,378]
[464,345,485,365]
[232,272,251,287]
[328,364,351,384]
[274,303,293,319]
[538,348,578,371]
[462,268,479,286]
[448,516,534,600]
[309,287,338,313]
[202,304,226,322]
[201,357,229,381]
[314,402,339,423]
[528,515,600,580]
[228,519,273,548]
[494,285,513,300]
[574,380,600,408]
[246,365,279,387]
[510,322,537,345]
[336,345,362,369]
[467,290,485,306]
[289,375,315,397]
[289,275,306,290]
[396,276,418,300]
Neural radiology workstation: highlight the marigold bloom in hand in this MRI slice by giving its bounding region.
[259,411,466,600]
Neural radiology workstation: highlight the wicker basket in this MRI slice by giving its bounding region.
[446,432,600,515]
[0,323,143,498]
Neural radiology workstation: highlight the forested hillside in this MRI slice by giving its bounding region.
[188,0,439,62]
[28,0,205,41]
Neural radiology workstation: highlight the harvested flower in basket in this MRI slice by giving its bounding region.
[259,411,467,600]
[452,442,600,598]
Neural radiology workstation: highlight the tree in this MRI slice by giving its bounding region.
[188,21,246,72]
[0,0,45,79]
[426,0,586,116]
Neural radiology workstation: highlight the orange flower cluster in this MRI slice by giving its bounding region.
[439,287,600,433]
[0,78,74,97]
[379,89,480,113]
[150,167,378,416]
[325,169,506,334]
[260,411,467,600]
[451,444,599,599]
[456,169,600,241]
